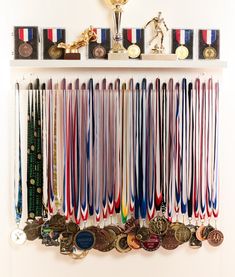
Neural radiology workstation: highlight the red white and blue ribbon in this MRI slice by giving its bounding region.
[93,28,107,44]
[18,28,33,42]
[47,28,63,43]
[175,29,191,45]
[202,30,217,45]
[127,28,142,44]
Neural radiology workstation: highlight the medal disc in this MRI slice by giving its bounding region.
[170,221,184,231]
[175,45,189,60]
[136,227,150,242]
[70,246,89,260]
[149,216,169,236]
[127,44,141,59]
[203,46,217,59]
[127,233,141,249]
[141,234,161,252]
[161,229,179,250]
[115,234,132,253]
[48,44,63,59]
[23,222,41,241]
[11,228,27,245]
[202,225,215,240]
[74,230,95,250]
[207,229,224,247]
[189,226,202,249]
[196,225,206,241]
[18,42,33,58]
[92,45,107,59]
[175,225,192,243]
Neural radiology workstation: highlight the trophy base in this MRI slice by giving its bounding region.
[64,53,81,60]
[108,52,129,60]
[141,54,177,61]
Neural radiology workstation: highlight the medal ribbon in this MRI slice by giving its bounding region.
[175,29,191,45]
[94,28,107,44]
[202,30,217,45]
[47,29,63,43]
[127,29,141,44]
[19,28,33,42]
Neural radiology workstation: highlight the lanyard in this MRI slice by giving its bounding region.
[103,79,108,220]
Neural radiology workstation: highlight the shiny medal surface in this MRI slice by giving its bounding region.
[175,225,192,243]
[93,45,107,59]
[196,225,206,241]
[136,226,150,242]
[149,216,169,236]
[170,221,184,231]
[115,234,132,253]
[175,45,189,60]
[19,42,33,58]
[127,233,142,249]
[202,224,215,240]
[203,46,217,59]
[141,234,161,251]
[74,230,96,251]
[207,229,224,247]
[66,221,80,234]
[202,30,217,59]
[11,228,27,245]
[161,229,179,250]
[48,45,63,59]
[189,226,202,249]
[128,44,141,59]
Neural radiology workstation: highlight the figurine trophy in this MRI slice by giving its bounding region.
[105,0,129,60]
[58,26,97,60]
[141,12,177,60]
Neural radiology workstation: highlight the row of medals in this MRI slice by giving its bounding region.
[22,214,224,258]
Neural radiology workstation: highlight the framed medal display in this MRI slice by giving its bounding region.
[199,29,220,59]
[14,26,38,59]
[123,28,145,59]
[172,29,194,60]
[88,28,111,59]
[43,28,66,59]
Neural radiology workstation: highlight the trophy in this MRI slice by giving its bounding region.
[58,26,97,60]
[104,0,129,60]
[141,12,177,60]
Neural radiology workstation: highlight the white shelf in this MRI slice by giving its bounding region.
[10,59,227,69]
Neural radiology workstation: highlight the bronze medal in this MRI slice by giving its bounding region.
[136,226,150,242]
[48,44,63,59]
[105,225,123,235]
[141,234,161,251]
[202,224,215,240]
[115,234,132,253]
[175,225,192,243]
[149,216,169,236]
[196,225,206,241]
[161,229,179,250]
[170,221,184,231]
[127,44,141,59]
[23,219,44,241]
[127,233,141,249]
[19,42,33,58]
[203,46,217,59]
[124,217,140,233]
[66,221,80,234]
[207,229,224,247]
[175,45,189,60]
[93,229,113,252]
[93,45,106,59]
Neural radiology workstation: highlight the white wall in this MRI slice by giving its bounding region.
[0,1,234,276]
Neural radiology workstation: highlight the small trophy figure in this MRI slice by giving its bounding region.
[58,26,97,60]
[141,12,177,60]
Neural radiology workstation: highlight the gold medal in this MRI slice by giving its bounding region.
[127,44,141,59]
[175,225,192,243]
[48,44,63,59]
[203,46,217,59]
[175,45,189,60]
[115,234,132,253]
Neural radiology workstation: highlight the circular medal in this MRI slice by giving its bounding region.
[149,216,169,236]
[127,44,141,59]
[189,226,202,249]
[115,234,132,253]
[93,228,113,252]
[141,234,161,252]
[170,221,184,231]
[11,228,27,245]
[23,221,42,241]
[124,217,140,233]
[66,221,80,234]
[59,231,74,255]
[127,233,141,249]
[48,44,63,59]
[175,225,192,243]
[202,225,215,240]
[92,45,106,59]
[18,42,33,58]
[161,229,179,250]
[196,225,206,241]
[175,45,189,60]
[70,246,89,260]
[203,46,217,59]
[207,229,224,247]
[136,227,150,242]
[74,230,95,250]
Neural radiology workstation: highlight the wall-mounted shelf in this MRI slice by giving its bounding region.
[10,60,227,69]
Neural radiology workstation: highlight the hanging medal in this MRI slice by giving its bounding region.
[127,29,142,59]
[47,29,63,59]
[202,30,217,59]
[175,29,190,60]
[11,83,27,245]
[93,28,107,59]
[18,28,33,58]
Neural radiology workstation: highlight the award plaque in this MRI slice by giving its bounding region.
[14,26,38,59]
[199,29,220,59]
[172,29,193,60]
[88,28,111,59]
[123,28,145,59]
[104,0,129,60]
[141,12,177,60]
[43,28,66,60]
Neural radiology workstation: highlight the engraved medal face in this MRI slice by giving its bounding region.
[19,42,33,58]
[127,233,141,249]
[136,227,150,242]
[203,46,217,59]
[189,226,202,249]
[115,234,132,253]
[11,228,27,245]
[175,45,189,60]
[161,229,179,250]
[74,230,95,250]
[23,220,43,241]
[127,44,141,59]
[175,225,192,243]
[207,230,224,247]
[48,44,63,59]
[141,234,161,251]
[202,225,215,240]
[149,216,169,236]
[93,45,107,59]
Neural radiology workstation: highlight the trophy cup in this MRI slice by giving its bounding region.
[141,12,177,60]
[105,0,129,60]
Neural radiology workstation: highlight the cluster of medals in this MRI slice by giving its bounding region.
[12,77,223,258]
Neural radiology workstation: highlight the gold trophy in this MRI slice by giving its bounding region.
[141,12,177,60]
[105,0,129,60]
[58,26,97,60]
